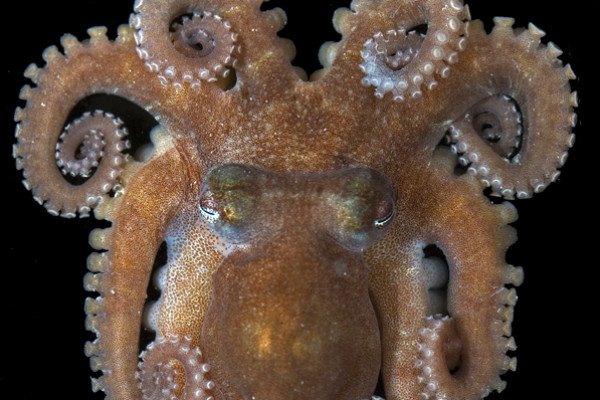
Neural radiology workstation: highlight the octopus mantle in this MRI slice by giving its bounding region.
[12,1,577,399]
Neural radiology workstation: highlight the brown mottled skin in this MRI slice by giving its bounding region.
[9,1,581,399]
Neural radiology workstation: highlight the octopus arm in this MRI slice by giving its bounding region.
[145,209,226,343]
[13,26,171,217]
[84,140,192,400]
[445,18,577,199]
[131,208,227,400]
[131,0,301,93]
[367,149,522,400]
[321,0,469,101]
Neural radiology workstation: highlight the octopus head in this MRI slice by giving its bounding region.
[198,164,395,399]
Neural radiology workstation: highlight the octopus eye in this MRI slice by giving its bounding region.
[198,165,258,243]
[374,194,395,227]
[329,168,395,250]
[199,196,219,223]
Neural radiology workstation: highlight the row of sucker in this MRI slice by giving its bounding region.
[416,310,516,400]
[447,18,577,199]
[131,0,238,89]
[12,26,150,218]
[359,0,469,101]
[16,103,129,217]
[406,154,522,400]
[83,127,176,398]
[57,111,129,187]
[449,94,523,168]
[84,226,114,396]
[414,263,523,399]
[56,114,105,178]
[137,335,214,400]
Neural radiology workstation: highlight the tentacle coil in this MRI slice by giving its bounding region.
[416,313,517,400]
[359,0,469,101]
[447,18,577,199]
[56,110,129,182]
[56,119,104,178]
[15,109,129,218]
[12,25,153,218]
[137,335,214,400]
[131,0,238,88]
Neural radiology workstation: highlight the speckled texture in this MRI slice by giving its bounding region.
[5,1,593,400]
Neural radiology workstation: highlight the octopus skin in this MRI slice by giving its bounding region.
[6,1,587,399]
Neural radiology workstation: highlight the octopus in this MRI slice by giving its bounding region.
[9,0,582,399]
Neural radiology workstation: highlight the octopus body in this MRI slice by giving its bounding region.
[11,1,578,399]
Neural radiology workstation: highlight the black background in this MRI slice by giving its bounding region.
[4,1,595,399]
